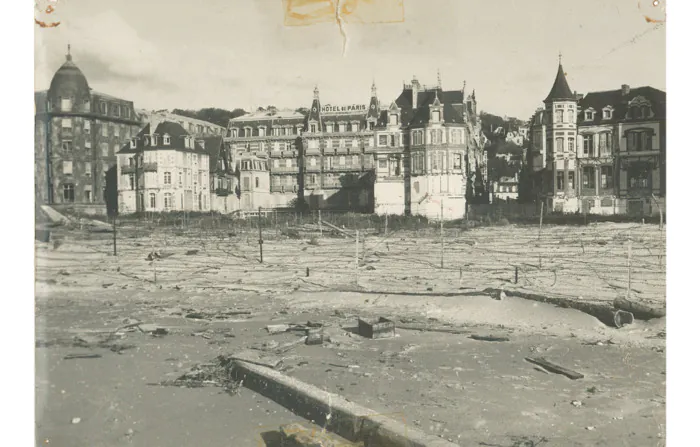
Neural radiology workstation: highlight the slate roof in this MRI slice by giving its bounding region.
[201,136,233,174]
[577,86,666,125]
[394,88,464,110]
[544,64,577,102]
[118,121,207,154]
[230,111,306,135]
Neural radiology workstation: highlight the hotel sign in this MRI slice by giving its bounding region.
[322,104,367,114]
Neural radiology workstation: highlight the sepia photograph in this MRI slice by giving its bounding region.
[11,0,692,445]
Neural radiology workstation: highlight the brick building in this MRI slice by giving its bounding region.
[35,46,142,213]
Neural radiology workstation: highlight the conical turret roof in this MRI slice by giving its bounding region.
[544,63,576,102]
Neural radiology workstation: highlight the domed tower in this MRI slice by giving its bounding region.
[47,45,92,113]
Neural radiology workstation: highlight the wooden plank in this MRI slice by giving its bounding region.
[320,220,353,238]
[227,349,283,369]
[524,357,584,380]
[613,297,666,320]
[470,334,510,342]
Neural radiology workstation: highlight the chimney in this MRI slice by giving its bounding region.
[621,84,630,96]
[411,76,420,109]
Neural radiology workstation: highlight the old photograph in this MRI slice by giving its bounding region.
[30,1,671,446]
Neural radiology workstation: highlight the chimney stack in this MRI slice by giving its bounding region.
[621,84,631,96]
[411,76,420,109]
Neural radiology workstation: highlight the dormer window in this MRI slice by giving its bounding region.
[351,123,359,132]
[164,134,171,145]
[390,114,398,125]
[130,139,136,149]
[258,127,266,137]
[584,109,595,121]
[431,110,440,122]
[152,134,159,146]
[244,128,252,137]
[326,124,334,133]
[61,97,72,112]
[231,129,238,138]
[144,136,151,146]
[310,123,317,133]
[339,123,346,133]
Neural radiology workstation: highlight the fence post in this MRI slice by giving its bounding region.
[385,212,388,235]
[355,230,360,285]
[626,230,632,299]
[538,201,544,240]
[318,209,322,237]
[440,199,444,269]
[112,216,117,257]
[258,207,263,263]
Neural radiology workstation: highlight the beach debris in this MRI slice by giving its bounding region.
[358,317,395,339]
[524,357,584,380]
[470,334,510,342]
[64,353,102,360]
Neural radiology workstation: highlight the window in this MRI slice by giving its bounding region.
[164,134,171,145]
[63,183,75,202]
[627,130,653,152]
[601,166,613,189]
[243,177,250,189]
[584,111,593,121]
[128,173,135,190]
[556,138,564,153]
[582,167,596,189]
[603,109,612,119]
[453,153,462,169]
[556,172,564,191]
[629,162,651,189]
[379,135,388,146]
[84,189,91,202]
[568,138,575,152]
[164,172,171,184]
[351,123,359,132]
[567,110,574,123]
[62,161,73,175]
[390,114,398,125]
[600,133,611,155]
[352,155,359,165]
[326,124,334,133]
[583,135,593,155]
[339,156,346,166]
[378,160,387,169]
[568,172,575,190]
[285,158,292,168]
[244,128,252,137]
[339,123,346,133]
[255,177,260,188]
[61,98,72,111]
[164,193,172,210]
[83,121,91,132]
[149,193,156,208]
[179,171,183,186]
[84,162,92,177]
[310,124,317,133]
[556,110,563,123]
[368,121,375,130]
[62,140,72,153]
[61,118,72,130]
[85,141,91,151]
[101,124,108,137]
[431,110,440,122]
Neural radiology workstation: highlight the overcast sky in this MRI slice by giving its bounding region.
[34,0,666,120]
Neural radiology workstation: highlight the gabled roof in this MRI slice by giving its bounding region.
[544,63,577,102]
[201,136,233,174]
[578,86,666,125]
[118,121,207,154]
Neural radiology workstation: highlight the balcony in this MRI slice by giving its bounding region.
[305,147,321,155]
[215,188,232,197]
[271,166,299,173]
[327,164,363,172]
[348,146,362,154]
[142,162,158,172]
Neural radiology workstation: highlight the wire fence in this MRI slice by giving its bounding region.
[35,209,667,309]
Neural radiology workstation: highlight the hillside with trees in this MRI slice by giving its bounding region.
[170,107,247,128]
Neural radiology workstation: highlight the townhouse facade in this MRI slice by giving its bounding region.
[526,61,666,216]
[34,47,142,213]
[116,120,211,213]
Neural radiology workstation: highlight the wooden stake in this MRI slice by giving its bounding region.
[538,201,544,240]
[258,207,263,263]
[515,266,518,284]
[440,200,444,269]
[355,230,359,285]
[318,209,322,237]
[112,216,117,257]
[385,212,388,235]
[627,230,632,299]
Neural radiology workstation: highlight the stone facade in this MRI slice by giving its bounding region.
[35,48,141,212]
